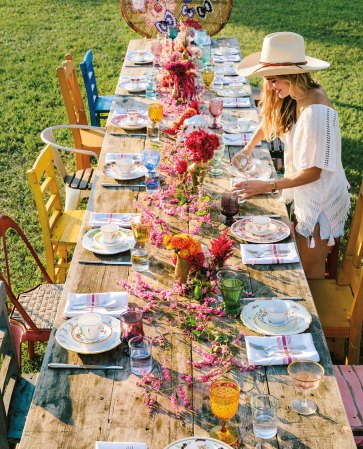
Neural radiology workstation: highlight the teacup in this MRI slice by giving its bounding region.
[127,109,139,125]
[116,158,135,175]
[129,77,142,89]
[265,299,291,325]
[78,313,104,340]
[134,50,146,62]
[100,223,120,244]
[237,118,251,132]
[250,216,271,234]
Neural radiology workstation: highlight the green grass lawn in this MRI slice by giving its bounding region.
[0,0,362,371]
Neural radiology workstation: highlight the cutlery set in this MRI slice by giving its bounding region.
[48,363,124,370]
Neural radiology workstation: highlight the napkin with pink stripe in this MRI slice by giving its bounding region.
[222,132,261,146]
[241,243,300,265]
[213,54,241,62]
[222,97,251,108]
[89,212,140,228]
[96,443,148,449]
[64,292,128,318]
[245,334,319,366]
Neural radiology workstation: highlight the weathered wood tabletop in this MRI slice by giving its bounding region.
[19,38,356,449]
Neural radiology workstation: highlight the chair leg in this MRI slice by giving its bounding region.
[55,245,68,283]
[27,341,35,359]
[65,186,82,211]
[333,338,346,364]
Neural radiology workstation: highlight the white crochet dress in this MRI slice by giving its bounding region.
[280,104,350,246]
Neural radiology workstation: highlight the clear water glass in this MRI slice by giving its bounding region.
[131,244,149,272]
[252,394,278,440]
[211,144,225,176]
[147,124,159,142]
[142,148,160,173]
[195,29,207,47]
[129,335,153,376]
[200,45,212,67]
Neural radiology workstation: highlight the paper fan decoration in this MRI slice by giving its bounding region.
[120,0,233,37]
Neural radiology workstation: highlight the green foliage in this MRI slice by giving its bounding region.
[0,0,362,371]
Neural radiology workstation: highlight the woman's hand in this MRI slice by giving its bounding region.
[232,179,271,199]
[231,145,253,168]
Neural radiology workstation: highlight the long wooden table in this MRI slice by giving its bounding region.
[19,38,356,449]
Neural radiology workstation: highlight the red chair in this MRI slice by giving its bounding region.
[0,215,63,360]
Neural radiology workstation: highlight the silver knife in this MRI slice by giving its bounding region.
[78,260,132,266]
[48,363,124,370]
[101,183,145,187]
[110,133,147,137]
[101,184,146,190]
[236,214,281,219]
[115,93,147,97]
[241,296,303,301]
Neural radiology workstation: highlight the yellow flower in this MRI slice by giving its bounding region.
[163,234,173,250]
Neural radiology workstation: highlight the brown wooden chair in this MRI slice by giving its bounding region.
[57,53,105,170]
[0,282,37,448]
[0,215,63,361]
[308,180,363,364]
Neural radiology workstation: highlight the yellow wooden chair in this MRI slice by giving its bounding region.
[308,180,363,364]
[27,144,85,283]
[57,53,105,170]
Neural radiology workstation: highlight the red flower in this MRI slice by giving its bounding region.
[210,230,234,268]
[185,129,220,163]
[176,159,188,174]
[188,251,205,271]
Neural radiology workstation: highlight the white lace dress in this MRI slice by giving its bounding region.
[280,104,350,247]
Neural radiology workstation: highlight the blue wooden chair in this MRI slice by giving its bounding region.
[80,49,114,126]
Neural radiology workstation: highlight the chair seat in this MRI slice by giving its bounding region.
[95,95,113,113]
[65,168,94,190]
[51,210,85,246]
[11,284,63,330]
[309,279,353,337]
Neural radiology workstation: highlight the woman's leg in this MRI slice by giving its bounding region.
[295,224,331,279]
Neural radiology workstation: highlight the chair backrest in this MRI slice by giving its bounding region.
[27,146,65,281]
[80,50,99,126]
[0,282,20,449]
[120,0,233,37]
[0,216,52,332]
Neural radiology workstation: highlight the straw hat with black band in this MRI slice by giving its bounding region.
[237,32,330,77]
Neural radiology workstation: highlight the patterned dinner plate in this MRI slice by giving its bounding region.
[164,437,233,449]
[241,300,312,336]
[103,161,147,181]
[56,315,121,354]
[111,115,148,130]
[231,218,290,244]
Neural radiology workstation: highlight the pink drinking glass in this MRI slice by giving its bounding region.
[209,98,224,129]
[151,40,162,67]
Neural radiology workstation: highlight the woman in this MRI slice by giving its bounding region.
[232,32,350,279]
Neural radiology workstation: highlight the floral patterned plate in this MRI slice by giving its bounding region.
[164,437,233,449]
[241,300,312,336]
[231,218,290,244]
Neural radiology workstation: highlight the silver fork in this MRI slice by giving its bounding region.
[71,304,124,311]
[246,248,291,258]
[249,342,306,354]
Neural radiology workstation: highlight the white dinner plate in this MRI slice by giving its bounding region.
[111,116,148,130]
[222,123,256,134]
[213,65,237,76]
[123,82,147,93]
[231,218,290,244]
[82,228,134,255]
[241,300,312,336]
[164,437,233,449]
[213,47,239,56]
[217,88,248,97]
[55,315,122,354]
[103,161,147,181]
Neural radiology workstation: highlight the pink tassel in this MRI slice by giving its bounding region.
[309,236,316,249]
[328,235,335,246]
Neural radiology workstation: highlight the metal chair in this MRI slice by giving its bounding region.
[0,216,63,360]
[41,124,100,210]
[27,145,85,283]
[57,53,105,170]
[308,180,363,364]
[80,49,114,126]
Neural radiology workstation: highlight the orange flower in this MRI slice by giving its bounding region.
[163,233,203,259]
[179,248,190,258]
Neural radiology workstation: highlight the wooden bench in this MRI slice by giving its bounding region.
[0,282,36,448]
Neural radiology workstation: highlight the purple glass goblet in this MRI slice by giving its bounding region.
[209,98,224,129]
[221,192,239,226]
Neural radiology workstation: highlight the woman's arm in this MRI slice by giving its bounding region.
[231,124,265,167]
[232,166,322,198]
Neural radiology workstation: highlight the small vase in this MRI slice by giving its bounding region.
[172,80,181,100]
[175,254,189,284]
[188,161,207,193]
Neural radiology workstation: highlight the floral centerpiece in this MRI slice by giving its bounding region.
[163,233,203,284]
[185,129,220,190]
[164,60,196,102]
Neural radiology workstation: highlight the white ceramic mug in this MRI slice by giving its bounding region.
[78,313,103,340]
[116,158,135,175]
[100,223,120,244]
[238,118,251,132]
[127,109,139,125]
[251,216,271,233]
[265,299,291,325]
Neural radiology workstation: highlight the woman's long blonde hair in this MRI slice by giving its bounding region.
[260,73,320,140]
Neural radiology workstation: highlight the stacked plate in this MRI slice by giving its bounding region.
[231,218,290,244]
[82,227,135,255]
[103,161,147,181]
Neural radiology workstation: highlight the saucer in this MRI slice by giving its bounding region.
[255,310,297,329]
[103,161,147,181]
[56,315,121,354]
[71,321,112,344]
[231,218,290,244]
[223,123,255,134]
[111,115,148,130]
[93,231,128,247]
[245,221,277,236]
[164,437,232,449]
[241,300,312,336]
[123,82,147,93]
[82,228,134,255]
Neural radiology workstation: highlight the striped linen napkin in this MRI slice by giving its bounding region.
[222,97,251,108]
[245,334,320,366]
[213,54,241,62]
[222,132,259,146]
[241,243,300,265]
[96,443,148,449]
[64,292,128,318]
[89,212,140,228]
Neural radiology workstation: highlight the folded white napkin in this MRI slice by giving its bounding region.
[241,242,299,265]
[213,54,241,62]
[245,333,320,366]
[105,153,141,163]
[64,292,128,318]
[89,212,141,228]
[222,132,260,147]
[96,443,148,449]
[222,97,251,108]
[213,75,247,85]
